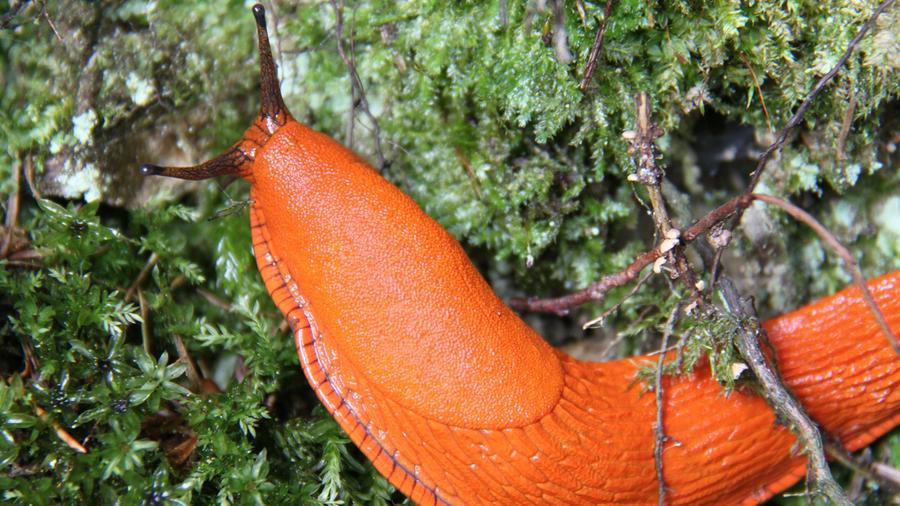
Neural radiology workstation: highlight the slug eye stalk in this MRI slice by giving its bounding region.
[139,4,292,181]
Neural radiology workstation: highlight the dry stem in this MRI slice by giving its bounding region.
[717,278,851,505]
[654,302,683,506]
[125,252,159,303]
[579,0,615,91]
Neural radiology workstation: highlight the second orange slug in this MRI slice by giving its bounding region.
[141,6,900,505]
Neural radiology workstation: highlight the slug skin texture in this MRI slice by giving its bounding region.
[143,6,900,505]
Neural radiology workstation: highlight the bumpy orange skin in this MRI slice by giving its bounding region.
[245,120,900,505]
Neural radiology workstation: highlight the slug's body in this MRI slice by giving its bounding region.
[143,7,900,505]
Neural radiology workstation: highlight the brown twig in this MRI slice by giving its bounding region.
[2,156,22,258]
[511,192,756,313]
[835,90,856,161]
[752,193,900,354]
[743,0,892,195]
[124,252,159,302]
[19,340,37,379]
[34,405,87,454]
[654,301,682,506]
[739,52,773,134]
[630,93,703,299]
[717,278,851,505]
[173,334,203,391]
[498,0,509,26]
[579,0,615,92]
[41,2,62,42]
[169,274,187,292]
[454,148,483,200]
[330,0,386,171]
[845,446,869,502]
[23,152,41,200]
[510,247,663,314]
[138,289,151,354]
[197,287,233,311]
[631,93,669,234]
[345,15,357,147]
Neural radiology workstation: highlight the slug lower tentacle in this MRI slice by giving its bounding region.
[142,5,900,505]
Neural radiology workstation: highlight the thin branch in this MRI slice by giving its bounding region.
[510,247,663,314]
[173,334,204,392]
[124,252,159,303]
[197,287,233,311]
[1,156,21,258]
[752,193,899,354]
[717,278,851,505]
[579,0,615,91]
[34,405,87,454]
[632,93,669,234]
[23,152,41,200]
[510,193,752,313]
[331,0,386,171]
[454,148,483,200]
[138,289,151,354]
[682,195,753,242]
[630,93,702,299]
[836,90,856,161]
[41,2,63,42]
[744,0,893,194]
[582,270,652,329]
[655,302,683,506]
[19,340,37,379]
[498,0,509,26]
[739,52,773,133]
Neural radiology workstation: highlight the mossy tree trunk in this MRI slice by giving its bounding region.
[1,1,897,504]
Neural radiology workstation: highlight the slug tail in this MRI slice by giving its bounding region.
[139,4,292,181]
[763,270,900,450]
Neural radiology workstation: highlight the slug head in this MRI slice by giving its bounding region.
[139,4,292,181]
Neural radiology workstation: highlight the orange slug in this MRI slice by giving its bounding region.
[141,6,900,505]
